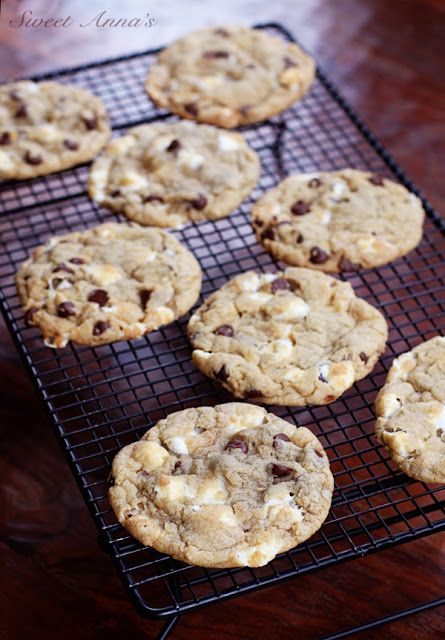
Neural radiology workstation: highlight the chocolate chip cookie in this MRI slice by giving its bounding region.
[188,269,388,406]
[0,81,110,180]
[16,222,202,348]
[88,121,259,227]
[146,26,315,128]
[109,403,333,568]
[252,169,425,271]
[375,336,445,484]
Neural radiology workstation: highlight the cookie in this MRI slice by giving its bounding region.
[0,81,110,180]
[16,222,202,348]
[252,169,425,271]
[109,402,333,568]
[146,26,315,128]
[375,337,445,484]
[188,269,388,406]
[88,121,259,227]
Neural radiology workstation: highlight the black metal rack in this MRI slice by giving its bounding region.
[0,23,444,640]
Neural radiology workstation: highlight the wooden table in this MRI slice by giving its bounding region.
[0,1,444,638]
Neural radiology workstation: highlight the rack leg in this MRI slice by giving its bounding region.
[318,596,445,640]
[155,616,179,640]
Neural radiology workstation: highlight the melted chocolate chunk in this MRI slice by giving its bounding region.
[57,301,76,318]
[88,289,109,307]
[83,116,98,130]
[63,139,79,151]
[24,151,42,165]
[15,103,28,118]
[273,433,291,448]
[225,439,248,454]
[0,132,11,145]
[110,189,121,197]
[315,448,324,458]
[296,233,304,244]
[214,324,234,337]
[140,289,153,308]
[215,365,229,382]
[143,194,164,203]
[53,263,74,274]
[359,352,369,364]
[166,139,181,153]
[69,257,84,265]
[246,389,263,399]
[203,50,230,59]
[369,174,385,186]
[309,246,329,264]
[271,463,292,477]
[308,178,322,188]
[24,306,38,326]
[239,104,252,116]
[261,226,275,241]
[253,218,264,228]
[271,278,291,293]
[291,200,310,215]
[173,461,182,473]
[339,256,360,272]
[214,28,230,37]
[93,320,110,336]
[184,102,199,116]
[188,193,207,210]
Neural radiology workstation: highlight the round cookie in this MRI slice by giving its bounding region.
[252,169,425,272]
[109,403,334,568]
[188,269,388,406]
[88,121,260,228]
[375,337,445,484]
[146,26,315,128]
[0,80,110,180]
[16,222,202,348]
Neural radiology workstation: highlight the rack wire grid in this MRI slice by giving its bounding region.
[0,22,444,625]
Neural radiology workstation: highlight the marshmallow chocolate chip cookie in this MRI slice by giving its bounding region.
[0,81,110,180]
[188,269,388,406]
[252,169,425,272]
[146,26,315,128]
[375,337,445,484]
[109,403,334,568]
[16,223,201,348]
[88,121,259,227]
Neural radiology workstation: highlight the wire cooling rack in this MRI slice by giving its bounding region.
[0,23,444,631]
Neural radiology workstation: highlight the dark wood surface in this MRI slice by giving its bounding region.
[0,1,444,638]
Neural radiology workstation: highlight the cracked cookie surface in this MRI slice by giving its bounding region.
[375,336,445,484]
[188,269,388,406]
[88,120,259,227]
[16,222,202,348]
[146,26,315,128]
[109,403,333,568]
[252,169,424,272]
[0,80,110,179]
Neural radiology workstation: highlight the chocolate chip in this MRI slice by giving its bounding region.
[53,263,74,274]
[291,200,310,215]
[272,463,292,477]
[214,324,234,337]
[253,218,264,228]
[296,233,304,244]
[369,174,385,186]
[315,448,324,458]
[273,433,291,448]
[310,246,329,264]
[143,194,164,203]
[24,306,38,326]
[215,28,230,37]
[63,139,79,151]
[261,226,275,241]
[284,56,298,68]
[0,132,11,145]
[203,50,230,59]
[339,256,360,272]
[15,103,28,118]
[173,461,182,473]
[215,365,229,382]
[246,389,262,399]
[271,278,291,293]
[93,320,110,336]
[188,193,207,210]
[166,139,181,153]
[110,189,121,197]
[24,151,42,165]
[57,301,76,318]
[308,178,322,188]
[225,439,248,454]
[83,116,98,130]
[184,102,198,116]
[140,289,153,308]
[69,257,84,265]
[88,289,109,307]
[359,352,369,364]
